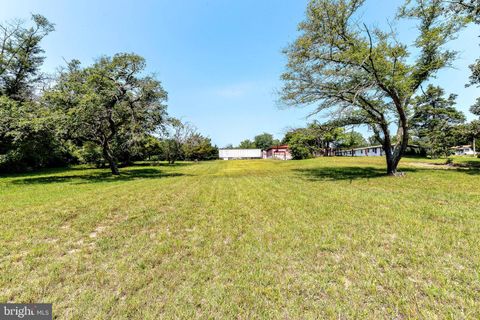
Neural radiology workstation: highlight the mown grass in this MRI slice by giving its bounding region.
[0,157,479,319]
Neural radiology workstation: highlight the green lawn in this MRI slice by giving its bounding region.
[1,157,479,319]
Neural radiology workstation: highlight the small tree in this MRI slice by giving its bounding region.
[281,0,464,175]
[45,53,168,175]
[159,118,195,164]
[183,133,218,160]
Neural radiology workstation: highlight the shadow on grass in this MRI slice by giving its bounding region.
[132,161,194,167]
[10,168,187,185]
[453,160,480,169]
[456,167,480,175]
[294,166,419,181]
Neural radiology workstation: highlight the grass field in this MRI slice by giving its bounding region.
[1,157,479,319]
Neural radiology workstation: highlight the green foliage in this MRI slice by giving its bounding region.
[286,130,316,159]
[158,118,191,164]
[468,60,480,87]
[253,133,276,150]
[444,0,480,24]
[73,141,104,167]
[0,15,66,172]
[138,135,163,161]
[238,139,256,149]
[155,119,217,163]
[183,133,218,161]
[0,14,54,101]
[283,122,352,159]
[340,131,368,149]
[159,139,183,164]
[44,53,168,174]
[236,134,280,150]
[281,0,465,174]
[411,85,465,157]
[452,121,480,156]
[0,101,68,172]
[471,98,480,117]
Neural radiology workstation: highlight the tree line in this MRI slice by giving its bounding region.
[0,15,217,175]
[281,84,478,160]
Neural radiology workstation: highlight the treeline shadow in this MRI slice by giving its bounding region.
[131,161,195,168]
[10,168,187,185]
[293,166,418,182]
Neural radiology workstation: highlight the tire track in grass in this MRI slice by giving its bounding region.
[0,173,201,307]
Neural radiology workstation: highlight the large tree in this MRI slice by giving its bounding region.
[444,0,480,119]
[0,14,54,101]
[411,85,465,157]
[0,15,62,172]
[45,53,168,175]
[281,0,464,175]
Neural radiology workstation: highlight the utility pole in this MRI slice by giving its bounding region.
[474,137,476,155]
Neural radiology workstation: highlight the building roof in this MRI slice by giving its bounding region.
[266,145,289,151]
[218,148,262,151]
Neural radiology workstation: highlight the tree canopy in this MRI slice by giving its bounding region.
[411,85,466,157]
[45,53,168,174]
[281,0,465,174]
[0,15,62,172]
[254,133,279,150]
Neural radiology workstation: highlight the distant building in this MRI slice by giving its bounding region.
[335,145,422,157]
[335,145,384,157]
[263,145,292,160]
[451,145,476,156]
[219,149,262,160]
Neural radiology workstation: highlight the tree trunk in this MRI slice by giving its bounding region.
[383,132,408,176]
[102,143,120,175]
[383,143,397,176]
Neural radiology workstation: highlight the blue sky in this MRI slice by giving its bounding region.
[1,0,478,147]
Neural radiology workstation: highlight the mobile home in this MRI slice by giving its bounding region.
[335,145,384,157]
[219,149,262,160]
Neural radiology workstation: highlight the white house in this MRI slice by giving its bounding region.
[335,145,384,157]
[451,145,476,156]
[219,149,263,160]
